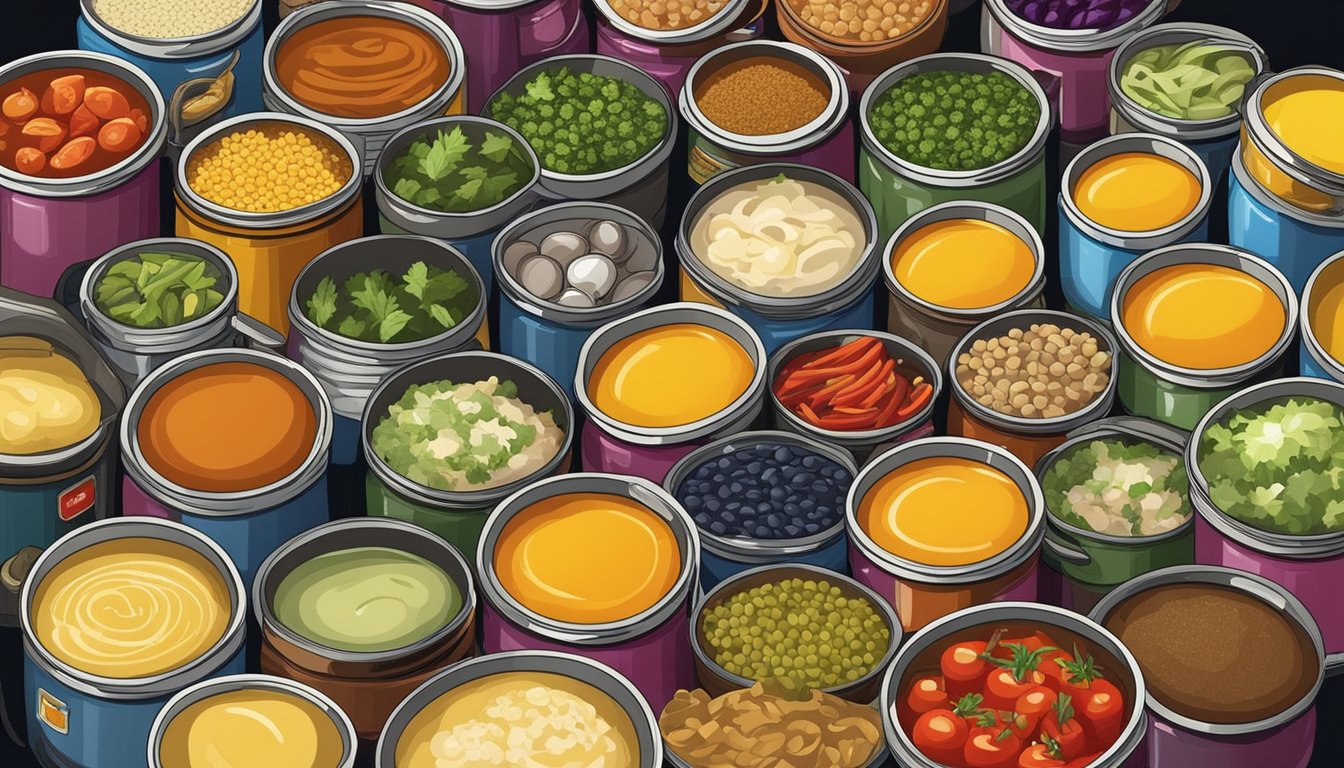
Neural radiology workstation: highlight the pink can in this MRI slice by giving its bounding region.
[576,303,768,485]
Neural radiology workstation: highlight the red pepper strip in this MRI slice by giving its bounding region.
[816,410,882,430]
[800,336,879,370]
[830,358,895,408]
[796,401,821,425]
[783,342,884,387]
[857,373,897,410]
[832,406,878,415]
[894,382,934,420]
[884,371,911,412]
[806,375,857,410]
[775,379,829,408]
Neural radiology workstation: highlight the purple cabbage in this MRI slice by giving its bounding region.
[1003,0,1153,31]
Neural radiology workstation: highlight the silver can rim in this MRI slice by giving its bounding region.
[119,347,334,515]
[475,472,701,645]
[858,52,1051,188]
[983,0,1168,53]
[575,302,768,445]
[146,673,358,768]
[251,516,478,665]
[0,50,167,197]
[1089,564,1325,736]
[592,0,753,44]
[1300,250,1344,382]
[1242,66,1344,204]
[1230,145,1344,229]
[845,436,1046,583]
[1059,132,1214,250]
[1186,376,1344,558]
[883,600,1148,766]
[676,162,881,318]
[79,0,262,58]
[1109,242,1299,389]
[20,517,247,698]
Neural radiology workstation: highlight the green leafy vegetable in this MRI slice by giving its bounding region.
[1042,438,1190,537]
[93,252,225,329]
[303,262,476,344]
[384,124,534,214]
[1199,396,1344,535]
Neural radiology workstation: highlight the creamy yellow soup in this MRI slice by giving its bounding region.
[33,537,231,679]
[1122,263,1285,369]
[858,457,1029,567]
[1262,74,1344,176]
[158,688,344,768]
[588,323,754,428]
[1073,152,1201,232]
[1309,258,1344,364]
[891,219,1036,309]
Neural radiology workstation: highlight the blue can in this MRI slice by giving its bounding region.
[20,518,247,768]
[1060,133,1213,323]
[493,202,666,402]
[76,0,264,133]
[663,430,857,592]
[1300,250,1344,382]
[117,349,333,589]
[676,163,882,357]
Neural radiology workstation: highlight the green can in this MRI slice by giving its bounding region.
[858,53,1052,245]
[1035,416,1195,614]
[1110,243,1298,430]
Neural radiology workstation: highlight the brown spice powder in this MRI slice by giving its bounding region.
[695,58,829,136]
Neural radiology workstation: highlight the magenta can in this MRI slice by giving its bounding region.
[846,437,1044,634]
[680,41,855,185]
[575,303,768,485]
[0,51,165,299]
[981,0,1167,145]
[475,472,701,711]
[413,0,589,114]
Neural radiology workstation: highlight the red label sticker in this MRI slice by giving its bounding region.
[58,477,96,522]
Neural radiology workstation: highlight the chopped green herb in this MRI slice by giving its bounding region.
[384,125,533,214]
[93,252,225,329]
[304,261,477,344]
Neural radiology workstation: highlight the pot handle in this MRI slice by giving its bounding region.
[1043,535,1091,566]
[231,313,287,351]
[1325,652,1344,678]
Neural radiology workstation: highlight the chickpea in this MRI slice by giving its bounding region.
[955,322,1113,420]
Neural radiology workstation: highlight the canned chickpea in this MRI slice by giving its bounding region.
[185,125,352,213]
[788,0,935,42]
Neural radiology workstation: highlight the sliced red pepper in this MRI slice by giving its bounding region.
[894,381,934,420]
[856,374,895,409]
[816,410,881,430]
[805,375,856,411]
[796,401,821,425]
[783,341,884,386]
[831,357,895,407]
[800,336,879,370]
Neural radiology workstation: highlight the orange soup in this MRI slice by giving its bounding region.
[891,218,1036,309]
[138,361,316,493]
[494,492,681,624]
[1073,152,1201,232]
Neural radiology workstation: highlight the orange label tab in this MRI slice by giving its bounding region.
[37,689,68,735]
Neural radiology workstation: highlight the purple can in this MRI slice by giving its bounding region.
[414,0,590,114]
[575,303,769,485]
[474,472,701,712]
[0,51,165,299]
[1091,566,1336,768]
[981,0,1166,144]
[845,437,1045,634]
[680,41,855,185]
[1187,377,1344,655]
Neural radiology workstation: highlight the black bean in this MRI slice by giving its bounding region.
[757,502,774,515]
[730,482,744,493]
[802,455,820,469]
[705,497,720,512]
[811,480,829,493]
[754,525,772,538]
[717,457,732,469]
[710,521,728,535]
[800,498,816,511]
[761,467,778,484]
[684,496,702,510]
[774,447,791,463]
[716,485,731,499]
[747,461,763,474]
[805,523,820,533]
[769,487,787,502]
[784,524,802,537]
[731,468,746,479]
[765,512,783,527]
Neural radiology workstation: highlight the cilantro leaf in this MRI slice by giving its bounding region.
[481,171,519,206]
[418,128,470,181]
[378,308,415,343]
[480,131,513,163]
[306,276,339,327]
[393,177,422,202]
[403,261,430,301]
[453,178,483,203]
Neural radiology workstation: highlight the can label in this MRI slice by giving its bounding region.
[58,477,96,523]
[688,135,739,186]
[37,689,68,735]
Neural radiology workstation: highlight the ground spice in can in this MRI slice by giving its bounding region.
[695,58,829,136]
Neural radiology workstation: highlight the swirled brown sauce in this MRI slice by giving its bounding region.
[275,15,450,119]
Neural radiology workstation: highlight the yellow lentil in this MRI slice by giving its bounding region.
[186,125,351,214]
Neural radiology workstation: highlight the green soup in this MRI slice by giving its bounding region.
[273,546,461,653]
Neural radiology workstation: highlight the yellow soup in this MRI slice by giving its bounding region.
[33,537,231,679]
[1122,263,1285,369]
[1262,74,1344,176]
[395,671,639,768]
[158,688,344,768]
[1309,258,1344,364]
[588,323,754,428]
[891,218,1036,309]
[858,457,1029,567]
[1073,152,1201,232]
[494,492,681,624]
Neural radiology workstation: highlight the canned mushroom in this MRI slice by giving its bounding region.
[476,473,701,711]
[846,437,1045,632]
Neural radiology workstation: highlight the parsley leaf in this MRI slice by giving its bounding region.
[418,128,469,181]
[306,276,339,327]
[480,131,513,163]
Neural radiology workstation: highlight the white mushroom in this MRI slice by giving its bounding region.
[501,240,539,277]
[587,220,630,262]
[554,288,595,308]
[539,231,588,268]
[567,253,617,300]
[610,271,655,303]
[517,255,564,300]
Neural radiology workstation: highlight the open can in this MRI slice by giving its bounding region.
[777,0,950,93]
[20,517,247,768]
[253,517,477,742]
[79,237,286,388]
[362,350,575,565]
[1110,243,1297,430]
[576,303,768,484]
[262,0,466,176]
[859,52,1052,245]
[492,201,665,403]
[0,51,166,299]
[147,674,357,768]
[677,163,881,355]
[476,473,701,710]
[376,650,664,767]
[679,40,854,185]
[174,112,364,336]
[1300,249,1344,382]
[483,54,678,229]
[1059,133,1213,322]
[119,348,334,588]
[846,437,1044,633]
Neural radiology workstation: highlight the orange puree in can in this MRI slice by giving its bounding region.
[494,493,681,624]
[275,15,450,119]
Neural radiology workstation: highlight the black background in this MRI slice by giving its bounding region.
[2,1,1343,766]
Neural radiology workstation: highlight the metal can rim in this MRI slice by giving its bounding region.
[79,0,263,58]
[1241,66,1344,203]
[1299,250,1344,383]
[592,0,755,44]
[983,0,1168,53]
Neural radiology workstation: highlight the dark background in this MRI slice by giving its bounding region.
[2,1,1343,766]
